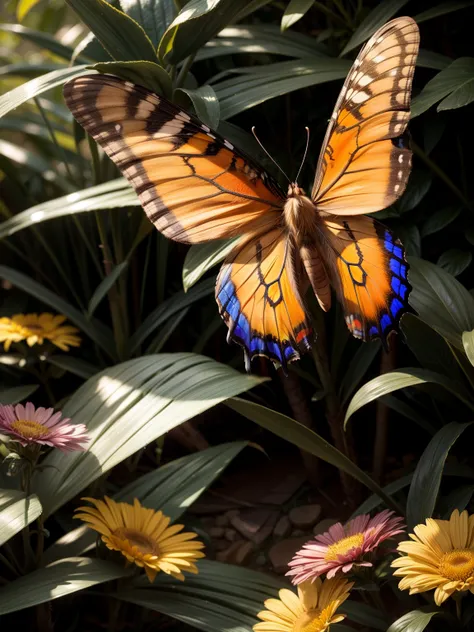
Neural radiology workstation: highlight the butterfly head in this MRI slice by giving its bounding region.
[287,183,306,198]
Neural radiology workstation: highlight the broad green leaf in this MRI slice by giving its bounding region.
[131,278,215,351]
[463,330,474,366]
[339,340,381,405]
[0,179,139,240]
[387,609,439,632]
[442,484,474,517]
[0,266,116,360]
[352,474,413,517]
[0,24,79,61]
[120,0,176,48]
[417,49,452,71]
[396,171,432,214]
[0,384,39,404]
[0,65,89,119]
[421,206,461,237]
[71,31,111,64]
[176,85,220,129]
[345,368,474,427]
[17,0,41,21]
[343,601,388,630]
[437,248,472,277]
[408,257,474,350]
[33,354,264,516]
[281,0,314,31]
[0,558,129,615]
[197,24,327,60]
[379,395,437,435]
[183,239,237,291]
[87,262,128,318]
[66,0,158,63]
[44,442,249,562]
[119,560,283,632]
[340,0,410,56]
[46,355,99,380]
[234,0,273,21]
[215,57,350,120]
[414,1,474,24]
[407,422,472,528]
[412,58,474,117]
[92,60,172,98]
[0,489,42,546]
[227,397,402,513]
[0,139,74,193]
[158,0,249,65]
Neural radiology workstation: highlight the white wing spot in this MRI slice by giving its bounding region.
[224,140,234,150]
[351,91,369,104]
[374,54,385,63]
[397,170,403,180]
[358,74,372,87]
[398,155,404,163]
[177,112,191,122]
[201,125,210,132]
[115,124,122,132]
[208,133,216,140]
[124,81,134,88]
[394,184,401,192]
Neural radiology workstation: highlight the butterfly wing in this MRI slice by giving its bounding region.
[315,214,409,345]
[216,228,312,371]
[311,16,419,214]
[64,75,285,244]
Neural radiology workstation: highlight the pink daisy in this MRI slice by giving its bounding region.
[0,402,89,452]
[287,510,405,584]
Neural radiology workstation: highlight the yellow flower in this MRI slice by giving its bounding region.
[0,313,80,351]
[254,577,352,632]
[75,497,205,583]
[391,509,474,605]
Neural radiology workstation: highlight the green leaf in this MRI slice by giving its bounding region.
[0,490,42,546]
[396,171,432,214]
[414,1,474,24]
[176,85,220,129]
[0,384,39,404]
[216,57,350,120]
[387,609,439,632]
[379,395,437,435]
[0,65,89,119]
[120,0,176,48]
[0,24,80,61]
[87,262,128,318]
[412,58,474,117]
[92,61,172,98]
[0,265,116,360]
[0,179,139,240]
[462,330,474,366]
[408,257,474,350]
[344,368,474,427]
[281,0,314,31]
[417,49,452,71]
[340,0,410,57]
[352,474,413,517]
[437,248,472,277]
[131,278,215,351]
[227,397,402,513]
[421,206,461,237]
[33,354,264,517]
[407,422,472,528]
[339,340,381,405]
[442,484,474,517]
[343,601,388,630]
[119,560,283,632]
[0,558,129,615]
[66,0,158,63]
[46,355,99,380]
[44,442,249,562]
[17,0,41,21]
[183,239,237,291]
[159,0,249,65]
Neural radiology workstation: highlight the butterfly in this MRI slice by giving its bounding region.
[64,16,419,372]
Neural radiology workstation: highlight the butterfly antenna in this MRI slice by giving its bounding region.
[295,127,310,184]
[251,126,290,183]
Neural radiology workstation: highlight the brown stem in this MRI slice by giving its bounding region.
[278,369,320,486]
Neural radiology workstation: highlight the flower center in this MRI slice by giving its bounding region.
[325,533,365,561]
[439,549,474,582]
[293,610,323,632]
[113,527,159,556]
[10,419,47,439]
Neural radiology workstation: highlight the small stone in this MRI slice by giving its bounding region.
[234,541,254,565]
[269,537,310,574]
[231,508,279,545]
[225,509,239,520]
[215,514,229,528]
[216,540,252,565]
[209,527,225,538]
[313,518,338,537]
[292,529,305,536]
[256,553,266,566]
[214,539,229,551]
[273,515,291,538]
[201,516,215,529]
[225,528,238,542]
[216,541,243,563]
[289,504,322,529]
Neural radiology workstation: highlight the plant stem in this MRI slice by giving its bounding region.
[175,53,196,89]
[34,97,75,182]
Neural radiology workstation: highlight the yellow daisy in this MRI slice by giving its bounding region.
[75,496,205,583]
[0,313,80,351]
[254,577,352,632]
[391,509,474,605]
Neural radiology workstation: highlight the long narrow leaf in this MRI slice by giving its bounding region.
[0,489,42,546]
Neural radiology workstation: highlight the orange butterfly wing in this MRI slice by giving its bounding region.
[312,16,419,214]
[64,75,284,244]
[216,229,312,370]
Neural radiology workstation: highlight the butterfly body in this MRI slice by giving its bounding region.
[64,16,419,372]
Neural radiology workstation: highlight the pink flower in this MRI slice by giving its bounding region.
[0,402,89,452]
[287,510,405,584]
